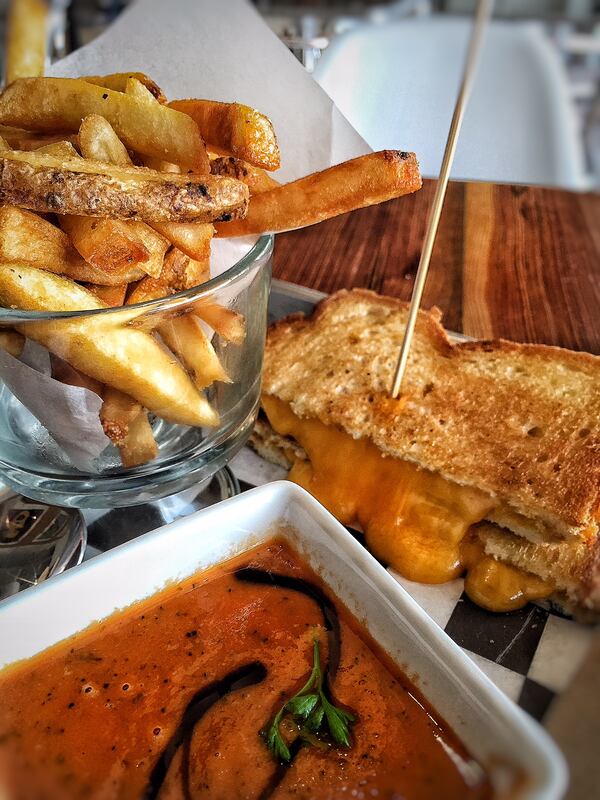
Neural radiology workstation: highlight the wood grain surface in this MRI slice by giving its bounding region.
[273,179,600,354]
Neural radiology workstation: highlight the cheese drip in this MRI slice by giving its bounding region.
[262,396,553,612]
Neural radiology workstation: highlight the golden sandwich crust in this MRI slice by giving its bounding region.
[476,521,600,614]
[263,289,600,538]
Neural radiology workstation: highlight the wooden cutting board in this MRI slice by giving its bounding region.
[274,178,600,355]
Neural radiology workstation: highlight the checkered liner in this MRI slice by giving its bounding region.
[85,280,594,725]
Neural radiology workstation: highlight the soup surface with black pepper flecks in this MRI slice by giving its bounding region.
[0,539,493,799]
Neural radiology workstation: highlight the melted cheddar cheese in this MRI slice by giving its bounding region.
[262,395,553,612]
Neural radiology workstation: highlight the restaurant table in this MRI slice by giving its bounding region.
[274,179,600,354]
[272,177,600,800]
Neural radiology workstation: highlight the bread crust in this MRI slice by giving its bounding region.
[262,289,600,538]
[476,521,600,615]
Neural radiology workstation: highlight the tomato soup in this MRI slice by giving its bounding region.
[0,540,493,799]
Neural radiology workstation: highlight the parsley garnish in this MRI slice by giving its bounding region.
[264,638,355,762]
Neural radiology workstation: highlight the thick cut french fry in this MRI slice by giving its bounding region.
[0,78,209,171]
[75,119,170,278]
[85,283,127,307]
[159,315,229,390]
[125,77,158,105]
[54,318,158,467]
[127,247,208,305]
[0,329,25,357]
[169,99,280,171]
[183,255,211,288]
[57,215,148,282]
[0,205,144,285]
[0,150,249,223]
[5,0,48,84]
[0,126,78,151]
[50,354,103,395]
[125,221,169,278]
[210,156,279,195]
[216,150,422,236]
[35,140,80,159]
[101,382,158,467]
[0,263,218,426]
[78,114,131,166]
[126,249,227,391]
[100,386,142,444]
[118,410,158,468]
[141,156,181,173]
[149,222,213,262]
[192,302,246,344]
[82,73,167,104]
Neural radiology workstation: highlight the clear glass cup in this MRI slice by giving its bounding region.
[0,235,273,508]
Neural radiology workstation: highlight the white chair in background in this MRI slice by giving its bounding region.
[313,16,589,188]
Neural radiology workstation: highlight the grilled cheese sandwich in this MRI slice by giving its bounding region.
[251,290,600,617]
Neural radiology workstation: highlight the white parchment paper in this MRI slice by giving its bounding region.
[1,0,370,472]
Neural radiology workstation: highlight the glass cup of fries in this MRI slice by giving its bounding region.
[0,235,272,508]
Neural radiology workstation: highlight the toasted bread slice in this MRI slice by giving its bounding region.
[249,413,306,469]
[475,522,600,618]
[262,289,600,541]
[251,409,600,617]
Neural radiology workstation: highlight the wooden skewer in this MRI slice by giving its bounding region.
[390,0,495,399]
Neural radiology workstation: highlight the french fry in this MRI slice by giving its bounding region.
[127,247,208,305]
[32,141,146,280]
[215,150,422,236]
[125,77,158,105]
[0,263,218,426]
[53,333,158,467]
[50,354,103,395]
[192,302,246,344]
[59,215,149,277]
[0,202,147,284]
[141,157,181,173]
[78,114,131,166]
[118,410,158,468]
[210,156,279,195]
[125,249,225,388]
[0,150,249,223]
[0,204,80,270]
[0,126,79,151]
[85,283,127,307]
[76,117,170,278]
[159,315,229,390]
[0,329,25,357]
[5,0,48,84]
[125,222,169,278]
[82,73,167,104]
[169,99,280,171]
[99,386,142,444]
[100,386,158,467]
[0,78,209,171]
[149,222,214,262]
[35,140,80,159]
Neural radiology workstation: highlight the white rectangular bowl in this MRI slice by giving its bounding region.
[0,481,566,799]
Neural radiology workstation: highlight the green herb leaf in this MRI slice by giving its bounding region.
[286,693,319,719]
[262,637,356,763]
[266,720,291,762]
[305,703,325,732]
[322,699,355,748]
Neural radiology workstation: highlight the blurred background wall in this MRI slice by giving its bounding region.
[1,0,599,188]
